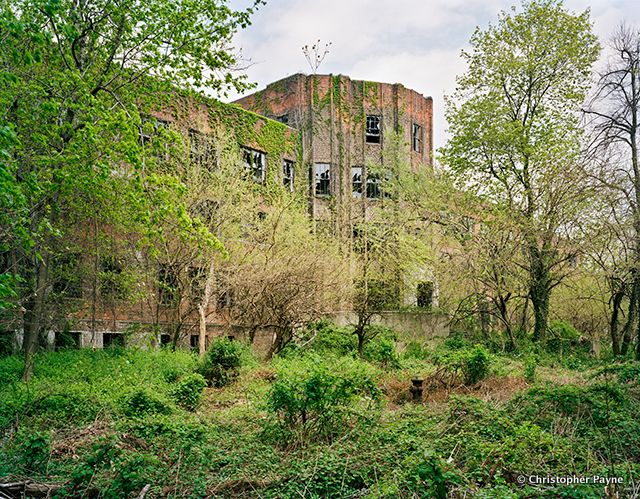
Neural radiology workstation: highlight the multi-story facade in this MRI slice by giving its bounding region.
[234,74,433,239]
[10,93,302,353]
[235,74,435,308]
[10,74,441,354]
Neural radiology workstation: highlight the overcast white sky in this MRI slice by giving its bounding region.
[225,0,640,150]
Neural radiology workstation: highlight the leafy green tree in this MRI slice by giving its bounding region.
[0,122,21,312]
[442,0,599,342]
[351,130,433,356]
[0,0,260,378]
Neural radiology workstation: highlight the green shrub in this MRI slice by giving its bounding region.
[198,337,244,387]
[524,354,537,383]
[17,429,51,472]
[405,451,460,499]
[508,384,630,431]
[266,357,380,445]
[593,363,640,384]
[26,387,102,423]
[170,373,206,410]
[121,389,172,417]
[403,341,429,360]
[0,331,15,357]
[546,320,589,354]
[364,332,400,368]
[294,320,357,356]
[66,436,162,498]
[443,332,471,350]
[0,354,21,387]
[433,345,491,386]
[463,345,490,384]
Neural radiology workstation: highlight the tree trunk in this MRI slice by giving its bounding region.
[22,256,49,381]
[636,318,640,360]
[496,295,516,351]
[621,279,638,356]
[609,288,624,356]
[529,244,551,343]
[479,299,490,341]
[198,260,217,359]
[357,330,365,357]
[197,305,207,358]
[531,288,550,343]
[266,327,291,360]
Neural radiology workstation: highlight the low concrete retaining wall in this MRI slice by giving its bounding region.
[329,310,450,346]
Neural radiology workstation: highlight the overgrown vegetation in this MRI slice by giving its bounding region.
[1,322,637,497]
[2,0,640,496]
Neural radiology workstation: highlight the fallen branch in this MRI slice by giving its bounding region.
[0,480,63,497]
[137,484,151,499]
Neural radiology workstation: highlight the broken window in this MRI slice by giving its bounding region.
[283,159,294,191]
[242,148,266,183]
[158,264,179,305]
[366,115,381,144]
[366,172,381,198]
[190,334,209,351]
[55,331,80,350]
[315,163,331,196]
[417,281,434,309]
[412,123,423,153]
[103,333,125,349]
[351,166,363,197]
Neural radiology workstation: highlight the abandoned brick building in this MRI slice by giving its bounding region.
[18,73,440,353]
[235,73,436,310]
[234,73,433,231]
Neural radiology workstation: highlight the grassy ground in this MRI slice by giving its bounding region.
[1,330,639,498]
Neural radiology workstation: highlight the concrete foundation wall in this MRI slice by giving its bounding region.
[14,309,448,358]
[329,310,449,346]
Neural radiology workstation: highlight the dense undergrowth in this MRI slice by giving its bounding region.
[1,323,639,498]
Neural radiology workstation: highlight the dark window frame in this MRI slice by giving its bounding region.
[366,115,381,144]
[100,256,126,301]
[366,171,381,199]
[417,281,434,309]
[158,263,179,306]
[283,159,294,191]
[242,147,266,183]
[351,166,363,197]
[139,118,169,148]
[412,123,423,153]
[315,163,331,196]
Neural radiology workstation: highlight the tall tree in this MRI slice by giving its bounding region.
[0,0,260,379]
[585,24,640,357]
[350,131,433,356]
[442,0,599,342]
